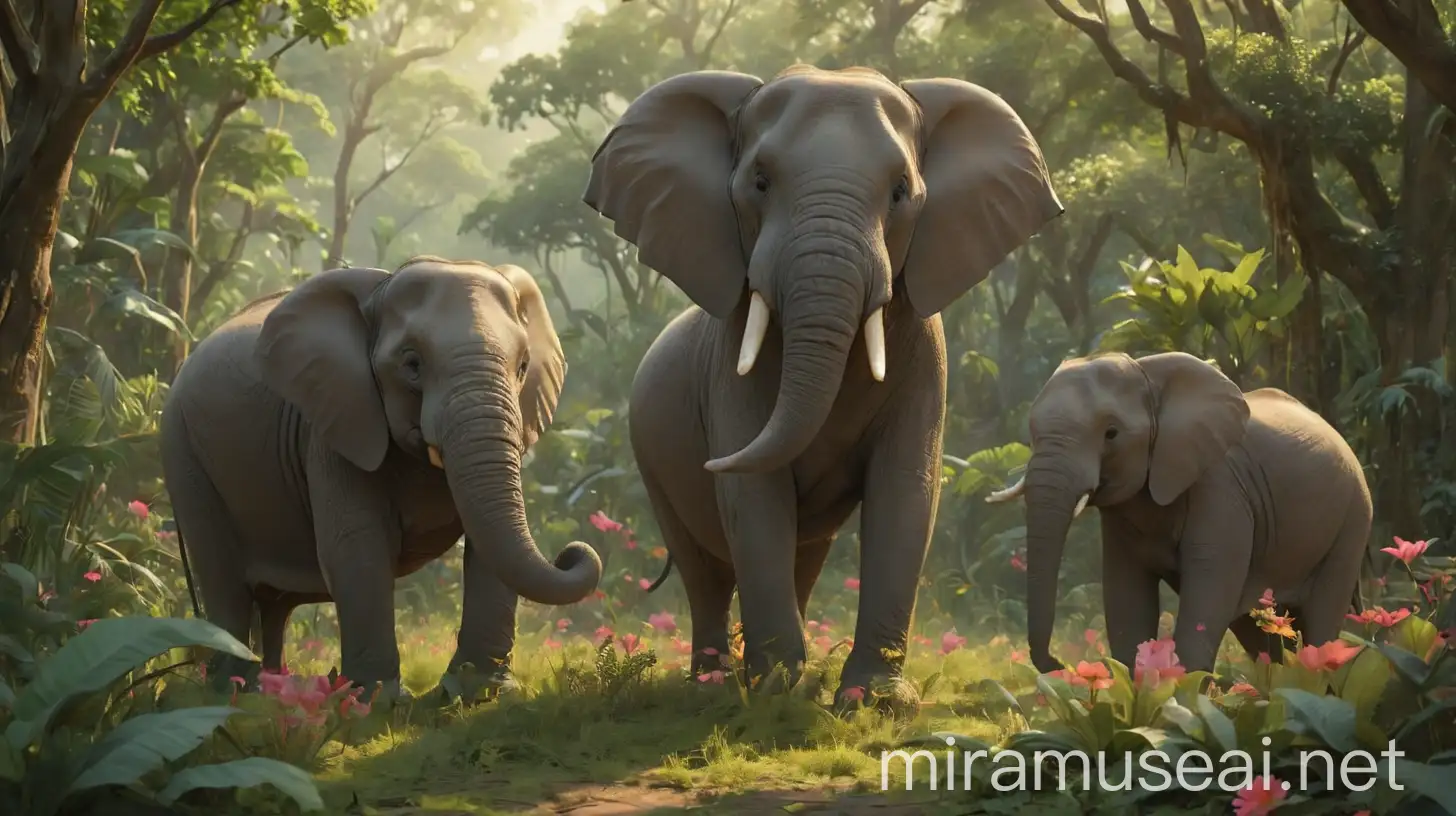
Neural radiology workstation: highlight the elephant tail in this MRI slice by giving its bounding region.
[170,519,203,619]
[646,555,673,592]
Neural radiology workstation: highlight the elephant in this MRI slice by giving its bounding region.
[581,64,1063,707]
[159,256,602,698]
[986,351,1372,675]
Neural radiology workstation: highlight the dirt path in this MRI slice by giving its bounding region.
[358,782,940,815]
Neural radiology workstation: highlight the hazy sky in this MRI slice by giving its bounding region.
[492,0,606,61]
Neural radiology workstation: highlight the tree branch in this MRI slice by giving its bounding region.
[266,32,307,64]
[139,0,244,61]
[0,0,36,81]
[1125,0,1186,56]
[699,0,739,65]
[1341,0,1456,114]
[350,116,437,209]
[1326,22,1368,95]
[1334,145,1395,228]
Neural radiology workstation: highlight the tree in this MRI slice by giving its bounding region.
[0,0,258,443]
[1340,0,1456,115]
[316,0,513,270]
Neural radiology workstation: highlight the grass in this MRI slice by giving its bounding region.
[275,614,1039,815]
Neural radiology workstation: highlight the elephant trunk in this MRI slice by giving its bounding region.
[1023,450,1092,671]
[437,364,601,606]
[705,236,871,474]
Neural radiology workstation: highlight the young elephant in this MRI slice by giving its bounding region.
[582,64,1062,707]
[160,256,602,699]
[988,351,1372,674]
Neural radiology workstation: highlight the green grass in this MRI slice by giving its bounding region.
[282,623,1035,814]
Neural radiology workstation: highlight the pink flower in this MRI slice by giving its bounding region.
[913,635,932,647]
[649,611,676,633]
[593,625,613,646]
[1232,775,1287,816]
[229,676,247,689]
[544,637,562,650]
[1258,588,1275,608]
[77,619,98,630]
[841,686,866,702]
[1227,682,1260,697]
[697,670,726,684]
[340,695,371,718]
[1074,661,1114,690]
[556,617,571,631]
[814,635,833,651]
[671,636,692,655]
[1297,640,1363,672]
[1134,638,1186,686]
[1346,606,1412,628]
[638,578,652,590]
[700,647,719,656]
[1256,652,1271,665]
[1381,536,1429,565]
[619,633,641,655]
[589,511,623,533]
[126,500,149,519]
[940,629,967,654]
[625,539,638,550]
[1009,553,1026,571]
[1083,629,1105,654]
[1195,622,1207,632]
[82,571,101,582]
[1009,650,1026,663]
[844,577,861,591]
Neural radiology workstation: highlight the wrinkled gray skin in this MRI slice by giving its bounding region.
[991,352,1372,674]
[582,65,1062,707]
[160,257,602,698]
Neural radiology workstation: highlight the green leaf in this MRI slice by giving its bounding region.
[1,563,39,601]
[68,707,242,793]
[92,288,194,341]
[1273,688,1357,753]
[156,757,323,810]
[1388,758,1456,814]
[1368,639,1433,688]
[1336,646,1392,720]
[6,617,254,751]
[1229,249,1265,286]
[1195,695,1238,752]
[1393,695,1456,744]
[1388,615,1439,665]
[0,677,12,708]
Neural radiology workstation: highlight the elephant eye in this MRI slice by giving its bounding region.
[401,350,422,380]
[517,358,530,382]
[754,173,769,193]
[891,178,909,206]
[1105,427,1119,441]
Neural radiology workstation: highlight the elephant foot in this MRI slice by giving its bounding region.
[433,660,517,706]
[833,674,919,718]
[1031,652,1066,675]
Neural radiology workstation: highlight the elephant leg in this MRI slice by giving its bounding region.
[716,468,803,691]
[1100,516,1161,670]
[840,392,943,710]
[256,588,298,672]
[643,473,735,675]
[445,536,519,699]
[794,536,833,621]
[1229,613,1286,664]
[161,430,255,691]
[1296,506,1371,647]
[307,449,404,698]
[1172,481,1254,673]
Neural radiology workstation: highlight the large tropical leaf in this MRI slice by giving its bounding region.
[155,757,323,811]
[91,288,194,341]
[5,617,254,751]
[67,707,242,793]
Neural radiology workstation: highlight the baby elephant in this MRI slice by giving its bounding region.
[160,257,602,699]
[988,351,1371,674]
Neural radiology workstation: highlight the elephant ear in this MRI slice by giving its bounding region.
[254,267,392,472]
[497,264,565,451]
[1137,352,1251,506]
[899,78,1065,318]
[583,70,763,319]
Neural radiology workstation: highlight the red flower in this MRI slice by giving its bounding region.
[1297,640,1362,672]
[83,571,101,582]
[844,577,861,591]
[588,511,623,533]
[127,500,149,519]
[1380,536,1428,565]
[1232,775,1287,816]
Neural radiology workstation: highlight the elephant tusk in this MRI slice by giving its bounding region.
[864,306,886,382]
[985,474,1025,503]
[1073,492,1089,518]
[428,445,444,469]
[737,291,771,376]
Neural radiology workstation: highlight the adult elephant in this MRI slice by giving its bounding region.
[987,351,1372,675]
[582,64,1063,708]
[160,256,602,699]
